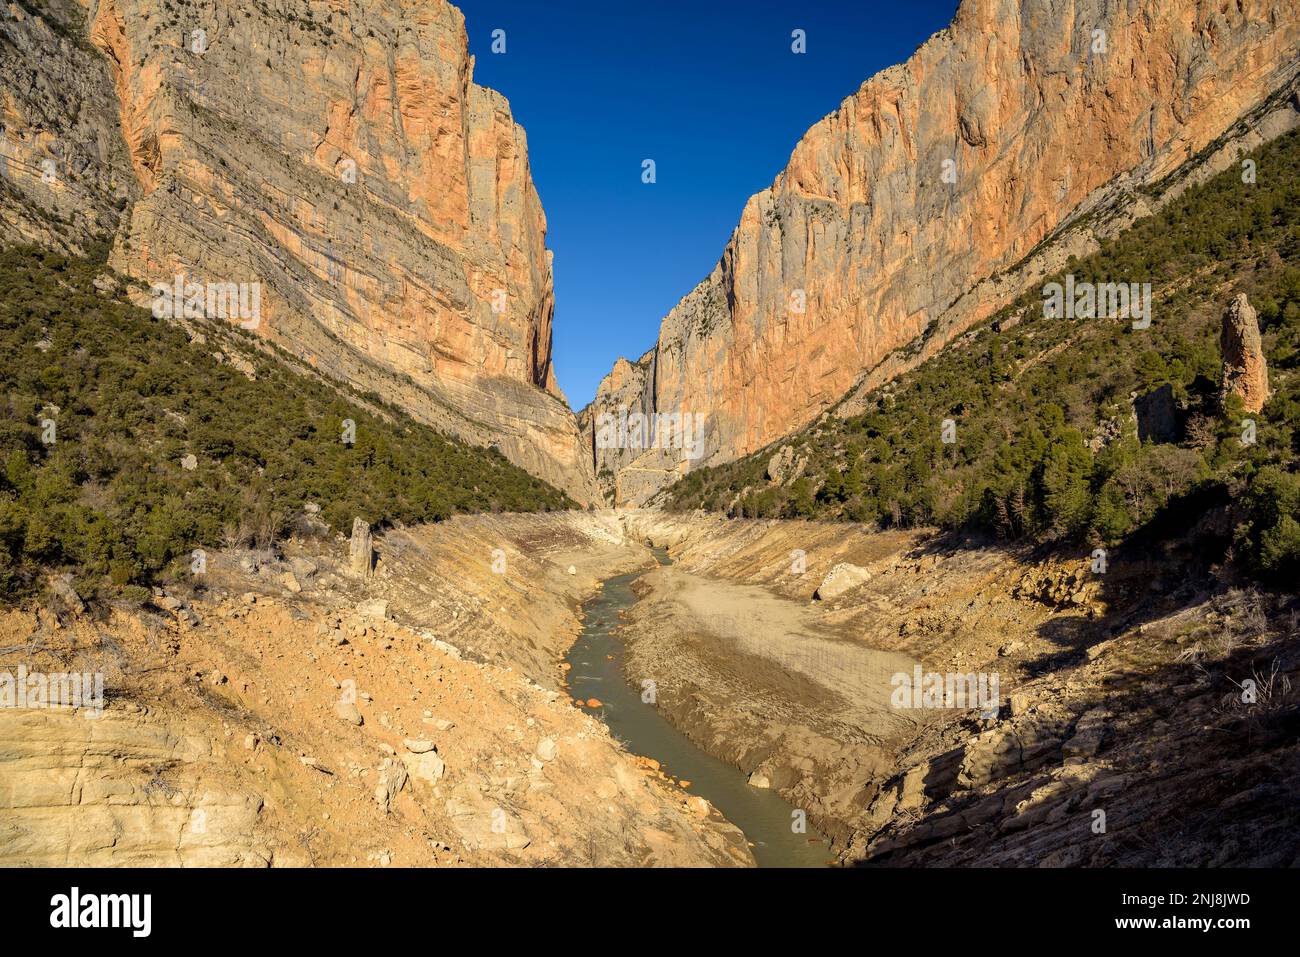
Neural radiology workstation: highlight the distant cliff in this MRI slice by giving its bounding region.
[582,0,1300,505]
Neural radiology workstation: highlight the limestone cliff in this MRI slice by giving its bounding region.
[1,0,595,501]
[0,0,141,252]
[583,0,1300,505]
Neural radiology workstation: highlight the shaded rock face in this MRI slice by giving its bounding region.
[0,0,141,253]
[1220,293,1270,413]
[1134,384,1179,444]
[584,0,1300,504]
[2,0,594,501]
[579,354,678,506]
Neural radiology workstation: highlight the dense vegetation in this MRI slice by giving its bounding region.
[0,247,571,601]
[667,129,1300,584]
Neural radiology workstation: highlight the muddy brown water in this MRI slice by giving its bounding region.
[565,547,832,867]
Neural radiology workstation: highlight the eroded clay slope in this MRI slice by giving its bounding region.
[0,511,750,867]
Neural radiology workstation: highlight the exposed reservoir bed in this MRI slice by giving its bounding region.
[565,548,832,867]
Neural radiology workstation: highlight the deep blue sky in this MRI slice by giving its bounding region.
[458,0,959,409]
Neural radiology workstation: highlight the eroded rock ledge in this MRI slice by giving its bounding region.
[0,511,749,867]
[618,511,1300,866]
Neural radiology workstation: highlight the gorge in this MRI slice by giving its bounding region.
[1,0,1298,872]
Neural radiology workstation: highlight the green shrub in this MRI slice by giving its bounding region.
[0,247,571,602]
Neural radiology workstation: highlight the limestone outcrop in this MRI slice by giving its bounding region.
[584,0,1300,504]
[813,563,872,602]
[1220,293,1271,413]
[0,706,270,866]
[349,518,374,579]
[0,0,141,253]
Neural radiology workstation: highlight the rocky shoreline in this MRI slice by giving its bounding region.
[616,512,1300,866]
[3,508,1296,867]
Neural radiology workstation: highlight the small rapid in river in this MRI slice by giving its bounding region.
[565,547,832,867]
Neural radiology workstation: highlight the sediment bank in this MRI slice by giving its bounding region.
[3,508,1295,867]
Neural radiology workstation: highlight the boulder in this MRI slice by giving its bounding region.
[1009,692,1034,717]
[766,445,807,486]
[403,750,446,787]
[47,574,85,616]
[958,717,1065,788]
[356,599,389,620]
[349,518,374,578]
[813,562,872,601]
[374,758,407,813]
[333,700,363,726]
[896,762,929,811]
[1062,708,1110,763]
[289,557,318,580]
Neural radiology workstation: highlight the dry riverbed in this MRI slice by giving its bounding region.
[621,511,1300,866]
[2,508,1296,867]
[0,511,750,867]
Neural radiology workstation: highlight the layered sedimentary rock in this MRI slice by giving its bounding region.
[0,513,753,867]
[1,0,594,500]
[0,0,141,252]
[584,0,1300,505]
[1220,293,1270,413]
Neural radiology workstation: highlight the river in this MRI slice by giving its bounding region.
[564,547,832,867]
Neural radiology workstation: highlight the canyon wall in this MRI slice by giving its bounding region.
[0,0,141,252]
[1,0,595,501]
[582,0,1300,505]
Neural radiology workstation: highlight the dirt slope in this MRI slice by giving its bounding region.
[0,511,750,867]
[620,511,1300,865]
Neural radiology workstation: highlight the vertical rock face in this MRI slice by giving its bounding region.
[1,0,595,501]
[581,353,682,505]
[0,0,141,252]
[1220,293,1270,413]
[584,0,1300,505]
